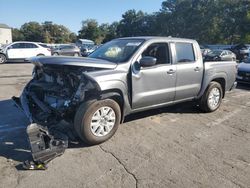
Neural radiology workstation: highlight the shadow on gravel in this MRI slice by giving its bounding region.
[0,100,31,163]
[125,101,199,123]
[0,99,89,168]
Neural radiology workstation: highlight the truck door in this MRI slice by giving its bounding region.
[174,42,203,100]
[131,42,176,109]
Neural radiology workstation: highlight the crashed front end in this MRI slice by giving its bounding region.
[13,57,109,169]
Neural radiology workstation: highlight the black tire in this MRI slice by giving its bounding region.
[199,81,223,112]
[74,99,121,145]
[0,53,6,64]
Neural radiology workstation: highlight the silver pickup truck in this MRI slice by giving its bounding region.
[14,37,237,166]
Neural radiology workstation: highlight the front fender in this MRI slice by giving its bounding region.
[98,80,131,116]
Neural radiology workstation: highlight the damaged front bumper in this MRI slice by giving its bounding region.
[12,93,68,169]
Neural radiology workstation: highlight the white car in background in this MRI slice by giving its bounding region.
[0,41,51,64]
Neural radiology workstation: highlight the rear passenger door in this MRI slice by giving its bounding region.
[174,42,203,100]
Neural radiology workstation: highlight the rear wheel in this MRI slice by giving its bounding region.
[74,99,121,145]
[53,53,59,56]
[73,53,79,57]
[0,54,6,64]
[199,81,223,112]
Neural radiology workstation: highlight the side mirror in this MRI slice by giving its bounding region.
[139,56,157,67]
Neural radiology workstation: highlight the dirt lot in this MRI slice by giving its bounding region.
[0,63,250,188]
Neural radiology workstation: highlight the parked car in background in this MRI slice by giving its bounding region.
[81,45,100,57]
[204,49,236,61]
[237,58,250,84]
[200,45,211,56]
[52,45,80,57]
[76,39,95,48]
[230,44,250,61]
[0,41,51,64]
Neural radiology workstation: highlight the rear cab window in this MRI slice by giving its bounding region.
[175,42,195,63]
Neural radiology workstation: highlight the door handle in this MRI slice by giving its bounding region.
[194,67,200,72]
[167,69,175,74]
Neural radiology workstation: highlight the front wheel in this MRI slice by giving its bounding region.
[74,99,121,145]
[199,81,223,112]
[0,54,6,64]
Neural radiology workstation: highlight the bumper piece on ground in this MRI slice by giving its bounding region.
[27,123,68,164]
[12,96,69,170]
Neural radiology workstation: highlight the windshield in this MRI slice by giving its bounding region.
[208,50,222,56]
[89,39,144,63]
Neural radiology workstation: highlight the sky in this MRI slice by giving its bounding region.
[0,0,163,33]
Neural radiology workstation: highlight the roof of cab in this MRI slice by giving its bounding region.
[117,36,196,43]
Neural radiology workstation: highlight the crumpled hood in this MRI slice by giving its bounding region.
[238,62,250,72]
[29,56,117,69]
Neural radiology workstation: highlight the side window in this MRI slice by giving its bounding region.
[175,43,195,63]
[222,51,227,56]
[62,46,72,49]
[25,43,38,48]
[10,43,20,49]
[11,43,25,49]
[142,43,170,65]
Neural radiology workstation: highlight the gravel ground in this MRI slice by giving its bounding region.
[0,63,249,188]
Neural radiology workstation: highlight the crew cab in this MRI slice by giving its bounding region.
[14,37,237,164]
[0,41,51,64]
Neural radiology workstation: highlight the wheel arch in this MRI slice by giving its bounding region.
[99,89,126,123]
[197,73,227,99]
[37,53,45,56]
[211,78,226,98]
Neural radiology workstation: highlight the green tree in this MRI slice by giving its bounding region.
[103,22,119,43]
[12,28,25,41]
[159,0,250,44]
[42,22,73,43]
[69,32,77,43]
[78,19,101,43]
[20,22,44,42]
[117,10,146,37]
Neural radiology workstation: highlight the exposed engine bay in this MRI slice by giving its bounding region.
[26,65,100,125]
[13,64,103,169]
